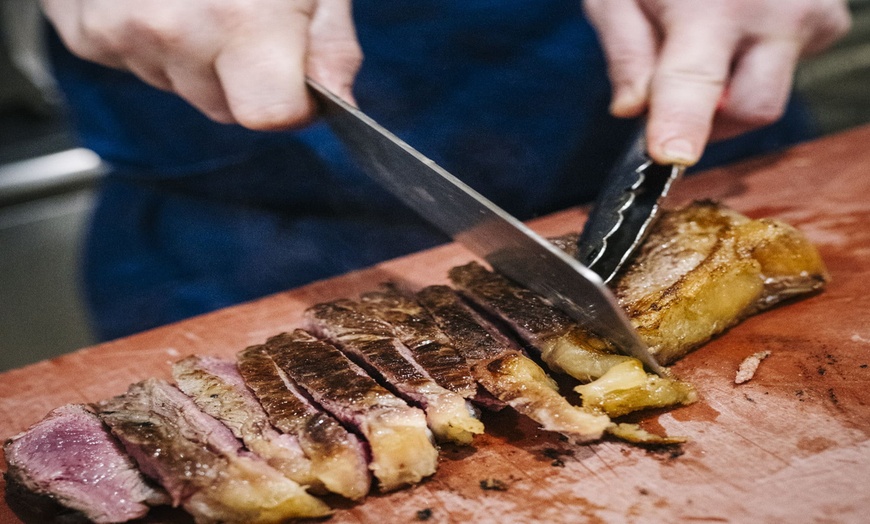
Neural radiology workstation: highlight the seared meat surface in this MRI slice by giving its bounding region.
[4,404,166,523]
[265,330,439,492]
[237,344,370,501]
[416,284,522,365]
[450,261,631,382]
[307,298,484,444]
[417,285,610,441]
[359,284,478,398]
[172,355,321,490]
[548,202,829,365]
[613,201,828,363]
[96,379,330,523]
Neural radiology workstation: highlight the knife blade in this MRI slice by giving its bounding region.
[307,79,666,376]
[576,124,685,283]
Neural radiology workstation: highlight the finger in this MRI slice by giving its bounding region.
[307,0,363,105]
[41,0,83,51]
[123,59,174,92]
[710,39,800,141]
[214,2,317,131]
[646,23,739,166]
[42,0,127,70]
[801,0,852,56]
[165,62,235,124]
[583,0,658,118]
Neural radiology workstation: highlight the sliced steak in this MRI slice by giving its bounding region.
[358,284,477,398]
[415,284,523,365]
[96,378,330,523]
[417,285,610,441]
[449,263,697,419]
[172,355,321,491]
[265,330,438,492]
[306,298,483,445]
[3,403,166,523]
[449,261,631,382]
[237,345,371,501]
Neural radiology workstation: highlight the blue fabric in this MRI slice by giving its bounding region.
[48,1,816,340]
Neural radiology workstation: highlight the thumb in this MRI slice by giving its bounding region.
[584,0,658,118]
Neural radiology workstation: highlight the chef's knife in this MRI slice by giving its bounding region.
[576,125,685,283]
[307,79,666,376]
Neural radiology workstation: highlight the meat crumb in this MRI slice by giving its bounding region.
[416,508,433,521]
[480,478,508,491]
[735,351,771,384]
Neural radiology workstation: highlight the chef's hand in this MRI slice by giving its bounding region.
[40,0,362,130]
[583,0,851,166]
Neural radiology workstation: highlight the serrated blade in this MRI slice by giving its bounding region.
[308,79,666,376]
[576,126,684,283]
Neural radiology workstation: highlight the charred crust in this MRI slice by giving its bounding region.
[485,355,512,375]
[642,443,686,460]
[479,478,508,491]
[4,471,90,524]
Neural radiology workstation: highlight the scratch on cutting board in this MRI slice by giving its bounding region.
[729,428,790,467]
[590,445,621,480]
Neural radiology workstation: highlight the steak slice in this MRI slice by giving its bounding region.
[416,285,610,442]
[237,345,371,501]
[415,285,522,366]
[172,355,321,491]
[3,403,166,523]
[265,330,439,492]
[358,284,478,399]
[96,378,331,523]
[307,298,484,445]
[449,261,630,382]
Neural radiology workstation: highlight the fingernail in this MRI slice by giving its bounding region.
[660,138,698,165]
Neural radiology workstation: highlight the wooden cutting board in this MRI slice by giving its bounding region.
[2,126,870,524]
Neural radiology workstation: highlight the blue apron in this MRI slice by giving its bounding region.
[48,1,815,340]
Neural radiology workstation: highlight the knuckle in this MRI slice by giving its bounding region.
[205,0,256,30]
[77,12,127,58]
[828,3,853,38]
[124,14,185,50]
[792,0,851,38]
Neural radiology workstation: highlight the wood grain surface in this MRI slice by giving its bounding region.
[2,126,870,523]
